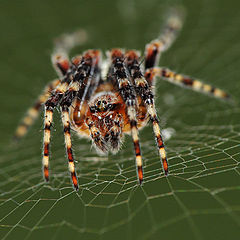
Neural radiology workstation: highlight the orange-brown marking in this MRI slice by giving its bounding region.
[58,59,70,73]
[111,48,124,59]
[163,160,168,175]
[44,144,49,156]
[71,173,78,190]
[67,148,74,161]
[44,167,49,181]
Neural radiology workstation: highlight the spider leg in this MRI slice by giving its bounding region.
[145,67,230,100]
[15,29,84,141]
[61,106,78,189]
[42,66,74,182]
[14,79,61,140]
[42,30,88,181]
[52,29,87,78]
[144,9,183,70]
[59,50,101,190]
[126,50,168,175]
[109,49,144,184]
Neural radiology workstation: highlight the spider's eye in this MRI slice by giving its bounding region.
[97,101,101,106]
[108,103,119,110]
[90,106,96,112]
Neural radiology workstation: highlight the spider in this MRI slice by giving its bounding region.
[14,10,230,190]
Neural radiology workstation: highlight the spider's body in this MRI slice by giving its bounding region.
[15,11,230,190]
[70,49,149,155]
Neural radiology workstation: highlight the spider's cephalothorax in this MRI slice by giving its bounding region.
[83,91,124,153]
[15,11,230,190]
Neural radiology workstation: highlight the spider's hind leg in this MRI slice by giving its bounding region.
[14,79,61,141]
[144,8,184,70]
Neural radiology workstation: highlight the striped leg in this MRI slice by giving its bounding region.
[145,9,183,70]
[128,106,144,183]
[42,72,73,182]
[42,30,84,181]
[126,50,168,175]
[14,79,61,140]
[110,49,144,184]
[145,67,230,100]
[61,106,78,190]
[58,50,101,189]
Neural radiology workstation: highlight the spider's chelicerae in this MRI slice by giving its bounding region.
[15,10,230,190]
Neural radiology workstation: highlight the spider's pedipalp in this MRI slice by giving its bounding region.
[145,67,231,100]
[126,50,168,175]
[87,119,108,153]
[110,49,144,184]
[144,9,183,70]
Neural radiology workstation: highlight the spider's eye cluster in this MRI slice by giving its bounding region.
[90,101,118,113]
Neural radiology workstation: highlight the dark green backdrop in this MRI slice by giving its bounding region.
[0,0,239,239]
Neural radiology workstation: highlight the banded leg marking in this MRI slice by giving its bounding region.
[14,79,61,140]
[145,9,183,69]
[110,49,144,184]
[62,107,78,190]
[41,70,74,182]
[145,67,230,100]
[126,51,168,175]
[129,108,144,184]
[42,107,53,181]
[148,105,168,175]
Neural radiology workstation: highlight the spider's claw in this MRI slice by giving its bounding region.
[71,172,79,191]
[163,159,169,176]
[138,166,144,185]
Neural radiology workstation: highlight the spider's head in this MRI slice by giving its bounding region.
[88,92,124,154]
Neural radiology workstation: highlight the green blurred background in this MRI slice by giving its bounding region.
[0,0,240,239]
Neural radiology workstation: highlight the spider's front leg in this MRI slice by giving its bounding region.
[126,50,169,175]
[109,49,144,184]
[59,50,101,190]
[145,67,230,100]
[42,69,73,182]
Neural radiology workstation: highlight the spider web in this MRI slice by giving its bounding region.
[0,0,240,239]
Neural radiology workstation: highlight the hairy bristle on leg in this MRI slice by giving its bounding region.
[126,50,169,175]
[145,67,231,100]
[61,106,79,190]
[110,49,144,184]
